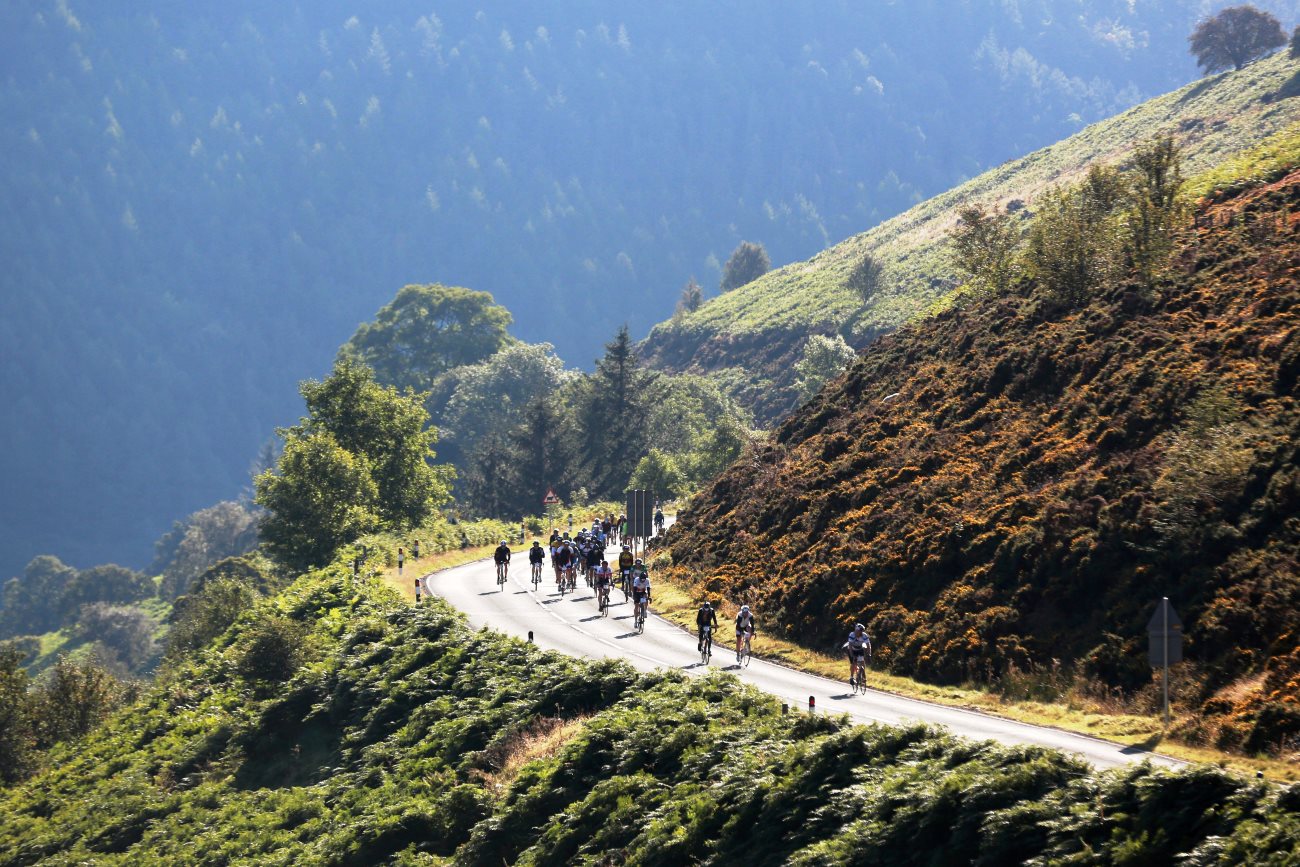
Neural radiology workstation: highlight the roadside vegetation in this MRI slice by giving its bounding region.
[662,139,1300,763]
[3,554,1300,864]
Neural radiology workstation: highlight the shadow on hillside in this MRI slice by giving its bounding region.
[232,692,342,791]
[1176,77,1216,104]
[1273,70,1300,101]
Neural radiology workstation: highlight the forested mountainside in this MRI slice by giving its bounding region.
[642,49,1300,424]
[664,160,1300,755]
[4,558,1299,864]
[6,1,1298,578]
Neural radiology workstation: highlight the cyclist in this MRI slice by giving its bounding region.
[845,624,873,687]
[735,604,756,660]
[594,560,614,611]
[528,540,545,584]
[554,540,575,589]
[493,540,511,583]
[617,545,635,598]
[586,539,603,579]
[696,601,719,652]
[654,508,665,534]
[631,568,651,627]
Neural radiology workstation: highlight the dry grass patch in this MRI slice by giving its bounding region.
[477,715,592,795]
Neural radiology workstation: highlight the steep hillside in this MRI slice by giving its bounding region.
[4,557,1300,863]
[8,0,1259,577]
[664,165,1300,755]
[642,50,1300,423]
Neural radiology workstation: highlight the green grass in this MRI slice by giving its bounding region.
[1185,117,1300,200]
[4,550,1300,864]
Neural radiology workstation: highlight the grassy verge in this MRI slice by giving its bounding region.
[650,560,1298,781]
[374,545,496,600]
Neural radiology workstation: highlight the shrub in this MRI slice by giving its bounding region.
[949,203,1020,297]
[72,604,158,672]
[236,616,307,683]
[720,241,770,292]
[1024,165,1125,306]
[31,654,124,748]
[165,577,256,662]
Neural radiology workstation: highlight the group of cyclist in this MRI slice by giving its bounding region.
[491,526,874,684]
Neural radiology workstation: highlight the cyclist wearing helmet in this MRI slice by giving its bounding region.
[696,601,719,652]
[844,624,873,687]
[735,605,757,657]
[617,545,635,597]
[631,567,651,624]
[493,540,511,582]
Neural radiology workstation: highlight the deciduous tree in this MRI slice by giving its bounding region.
[949,204,1020,297]
[339,283,514,392]
[794,334,857,400]
[296,360,452,530]
[1189,5,1286,74]
[255,431,381,572]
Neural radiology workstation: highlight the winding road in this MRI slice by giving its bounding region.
[424,556,1184,771]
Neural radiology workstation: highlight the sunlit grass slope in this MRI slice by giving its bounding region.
[644,51,1300,421]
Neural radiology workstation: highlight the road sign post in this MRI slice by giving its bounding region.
[1147,597,1183,727]
[625,489,653,556]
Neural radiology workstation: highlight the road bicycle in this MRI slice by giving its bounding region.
[736,630,753,667]
[849,655,870,694]
[699,625,713,665]
[598,584,610,616]
[531,561,542,589]
[634,595,648,633]
[496,561,508,589]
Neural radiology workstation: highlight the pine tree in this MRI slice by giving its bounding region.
[577,326,652,498]
[509,396,572,517]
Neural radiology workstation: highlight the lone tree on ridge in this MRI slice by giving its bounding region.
[1189,5,1286,74]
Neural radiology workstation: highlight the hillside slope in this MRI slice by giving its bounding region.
[642,51,1300,423]
[663,165,1300,755]
[4,557,1300,863]
[8,0,1254,577]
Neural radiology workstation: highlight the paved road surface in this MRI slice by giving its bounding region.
[425,556,1184,771]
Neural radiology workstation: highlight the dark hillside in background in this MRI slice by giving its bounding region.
[666,168,1300,753]
[4,0,1299,574]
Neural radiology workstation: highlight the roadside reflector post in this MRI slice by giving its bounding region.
[808,696,816,712]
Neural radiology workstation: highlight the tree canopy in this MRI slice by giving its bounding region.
[339,284,514,393]
[1189,5,1286,74]
[297,360,451,530]
[720,242,771,292]
[256,361,452,571]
